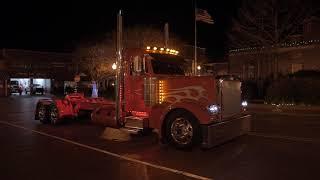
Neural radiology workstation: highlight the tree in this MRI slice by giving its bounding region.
[74,25,186,81]
[74,42,116,82]
[228,0,313,80]
[229,0,312,49]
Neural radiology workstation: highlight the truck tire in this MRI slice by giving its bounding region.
[48,104,59,125]
[38,104,49,124]
[165,110,201,149]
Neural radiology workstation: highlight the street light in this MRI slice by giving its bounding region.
[197,65,201,70]
[112,63,117,70]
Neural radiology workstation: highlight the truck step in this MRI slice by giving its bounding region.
[120,126,143,134]
[125,116,144,129]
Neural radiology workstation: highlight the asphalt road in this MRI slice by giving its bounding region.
[1,95,320,180]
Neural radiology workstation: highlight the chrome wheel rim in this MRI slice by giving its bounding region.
[170,117,193,145]
[50,106,58,124]
[38,105,46,121]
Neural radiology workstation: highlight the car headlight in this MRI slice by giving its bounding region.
[241,100,248,107]
[207,104,220,114]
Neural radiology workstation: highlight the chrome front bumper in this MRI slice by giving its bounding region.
[201,114,251,148]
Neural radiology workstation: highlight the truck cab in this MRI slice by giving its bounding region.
[95,46,251,148]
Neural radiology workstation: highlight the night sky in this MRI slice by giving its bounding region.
[1,0,241,59]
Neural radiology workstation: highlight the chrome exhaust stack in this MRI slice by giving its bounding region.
[115,10,124,127]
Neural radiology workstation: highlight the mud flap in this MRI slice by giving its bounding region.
[201,115,251,148]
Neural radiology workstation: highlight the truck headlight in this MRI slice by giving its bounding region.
[207,104,220,114]
[241,100,248,107]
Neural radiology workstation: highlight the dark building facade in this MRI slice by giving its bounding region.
[229,16,320,82]
[0,49,75,96]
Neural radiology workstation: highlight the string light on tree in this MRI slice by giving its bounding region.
[229,39,320,54]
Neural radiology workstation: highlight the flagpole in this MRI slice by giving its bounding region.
[194,0,197,75]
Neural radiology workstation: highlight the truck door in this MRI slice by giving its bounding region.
[126,55,148,113]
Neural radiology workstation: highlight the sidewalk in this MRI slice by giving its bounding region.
[248,103,320,115]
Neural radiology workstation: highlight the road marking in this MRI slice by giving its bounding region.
[0,120,212,180]
[248,132,320,144]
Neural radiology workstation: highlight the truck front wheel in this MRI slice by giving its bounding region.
[166,110,201,149]
[38,104,49,124]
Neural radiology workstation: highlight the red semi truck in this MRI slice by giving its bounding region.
[34,12,250,149]
[35,46,250,149]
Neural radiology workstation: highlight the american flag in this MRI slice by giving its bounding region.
[196,8,214,24]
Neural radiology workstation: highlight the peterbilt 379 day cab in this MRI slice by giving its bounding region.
[35,46,251,149]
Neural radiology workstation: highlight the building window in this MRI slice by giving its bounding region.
[291,63,303,73]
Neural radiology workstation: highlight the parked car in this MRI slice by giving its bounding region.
[31,84,44,95]
[10,80,22,95]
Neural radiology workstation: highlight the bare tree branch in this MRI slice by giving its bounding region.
[229,0,312,50]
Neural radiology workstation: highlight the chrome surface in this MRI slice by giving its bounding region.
[115,10,123,126]
[38,105,46,121]
[125,116,144,129]
[50,106,58,124]
[170,117,193,145]
[217,80,242,118]
[144,77,158,106]
[201,114,251,148]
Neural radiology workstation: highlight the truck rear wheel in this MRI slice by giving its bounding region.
[166,110,201,149]
[49,104,59,125]
[38,104,49,124]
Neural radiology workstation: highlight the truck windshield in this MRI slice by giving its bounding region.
[149,53,185,75]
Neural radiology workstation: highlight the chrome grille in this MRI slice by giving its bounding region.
[218,80,241,118]
[144,77,158,106]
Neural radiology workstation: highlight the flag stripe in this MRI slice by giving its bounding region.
[196,15,213,21]
[196,13,211,18]
[196,15,212,20]
[196,19,214,24]
[196,8,214,24]
[196,16,214,22]
[196,9,212,18]
[197,20,214,24]
[196,18,214,23]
